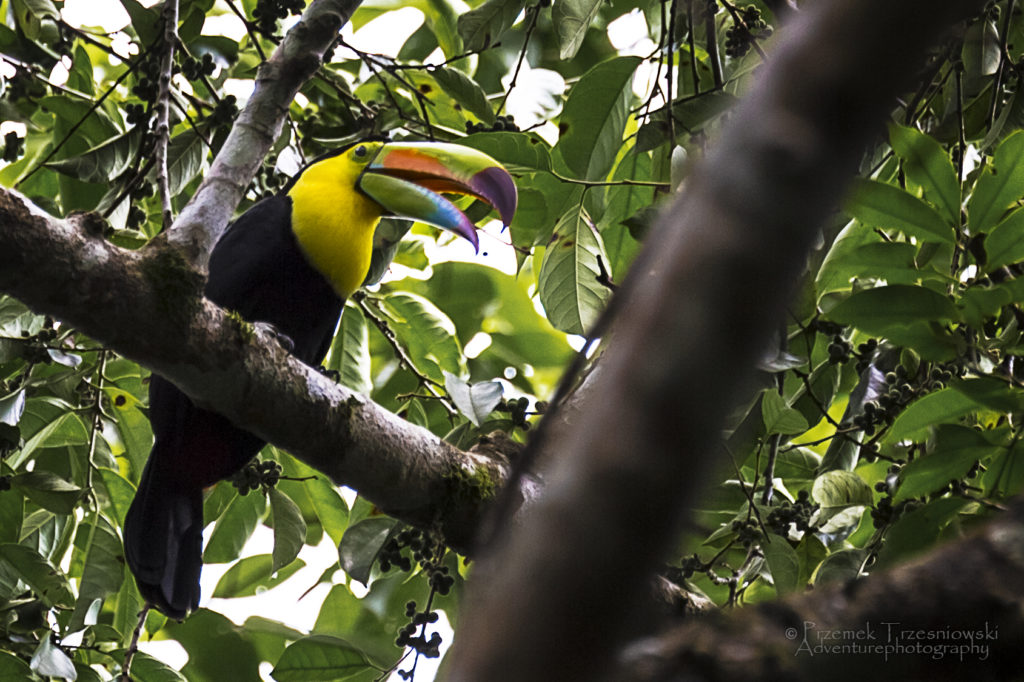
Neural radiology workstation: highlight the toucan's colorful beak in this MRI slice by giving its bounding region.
[357,142,518,252]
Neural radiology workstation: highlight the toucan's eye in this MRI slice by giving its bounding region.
[353,145,368,159]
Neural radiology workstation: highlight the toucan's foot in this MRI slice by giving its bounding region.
[255,322,295,352]
[317,365,340,382]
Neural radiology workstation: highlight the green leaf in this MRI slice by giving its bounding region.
[338,517,396,585]
[813,548,867,584]
[968,130,1024,234]
[537,207,612,335]
[883,387,980,444]
[118,0,160,44]
[29,633,75,680]
[47,132,140,183]
[431,67,493,124]
[556,56,642,180]
[843,178,954,243]
[895,425,998,502]
[378,292,464,382]
[10,471,83,514]
[760,390,809,436]
[888,124,960,224]
[795,534,828,587]
[305,477,349,547]
[982,207,1024,271]
[123,652,187,682]
[269,488,306,572]
[203,491,267,564]
[158,129,207,197]
[827,285,960,333]
[763,533,799,596]
[0,390,26,426]
[327,303,372,394]
[0,484,22,545]
[444,371,503,426]
[69,515,123,632]
[457,0,527,51]
[11,410,89,468]
[0,543,74,608]
[460,131,553,173]
[211,554,306,598]
[271,635,372,682]
[11,0,60,43]
[552,0,601,60]
[0,651,34,680]
[876,497,969,569]
[811,470,873,509]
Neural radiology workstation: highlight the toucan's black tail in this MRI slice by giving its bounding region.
[123,448,203,621]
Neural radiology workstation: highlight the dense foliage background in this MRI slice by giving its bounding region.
[1,0,1021,679]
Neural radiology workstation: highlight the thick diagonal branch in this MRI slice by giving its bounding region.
[446,1,986,680]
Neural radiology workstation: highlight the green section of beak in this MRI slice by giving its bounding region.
[358,172,480,251]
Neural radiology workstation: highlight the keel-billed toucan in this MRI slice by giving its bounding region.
[123,141,517,619]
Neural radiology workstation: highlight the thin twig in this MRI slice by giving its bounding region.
[353,292,457,415]
[120,605,150,681]
[497,5,540,116]
[155,0,180,229]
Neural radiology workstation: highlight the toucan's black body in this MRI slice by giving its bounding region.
[121,141,517,620]
[124,195,344,619]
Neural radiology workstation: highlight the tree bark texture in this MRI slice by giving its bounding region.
[446,1,989,680]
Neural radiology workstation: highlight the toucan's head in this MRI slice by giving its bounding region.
[293,140,517,252]
[286,140,516,298]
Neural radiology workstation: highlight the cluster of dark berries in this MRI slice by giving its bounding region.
[180,53,217,81]
[18,321,59,365]
[125,102,150,126]
[766,489,819,536]
[827,334,852,364]
[230,458,283,495]
[5,66,48,102]
[396,600,443,660]
[0,476,10,492]
[810,319,845,337]
[853,338,879,371]
[731,518,761,547]
[249,156,283,200]
[724,5,773,58]
[871,493,918,529]
[2,131,24,163]
[131,54,164,104]
[496,397,531,430]
[212,95,239,125]
[465,114,520,134]
[664,554,705,583]
[253,0,306,36]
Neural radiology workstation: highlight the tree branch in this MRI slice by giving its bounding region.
[627,502,1024,681]
[0,190,508,553]
[446,0,986,680]
[165,0,362,265]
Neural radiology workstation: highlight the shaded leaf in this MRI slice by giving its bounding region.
[552,0,601,60]
[0,543,74,608]
[211,554,306,598]
[843,178,954,243]
[203,491,267,564]
[763,533,799,596]
[444,371,503,426]
[47,132,140,183]
[338,517,396,586]
[968,130,1024,234]
[888,124,959,224]
[269,488,306,572]
[556,56,642,180]
[432,67,493,124]
[271,635,372,682]
[457,0,527,51]
[537,207,612,335]
[761,390,809,436]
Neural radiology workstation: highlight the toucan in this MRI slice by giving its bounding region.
[123,140,517,619]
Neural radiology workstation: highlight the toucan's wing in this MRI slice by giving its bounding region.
[206,195,344,363]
